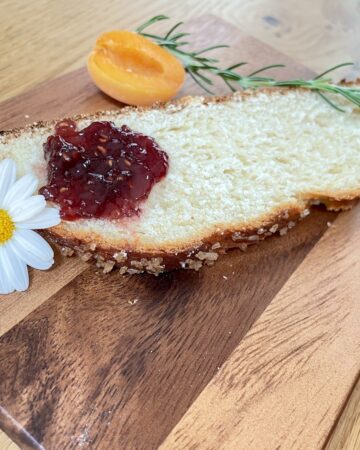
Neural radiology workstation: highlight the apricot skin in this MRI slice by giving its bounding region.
[87,31,186,106]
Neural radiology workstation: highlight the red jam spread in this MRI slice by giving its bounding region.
[39,120,168,220]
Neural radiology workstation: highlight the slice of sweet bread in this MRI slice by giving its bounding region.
[1,88,359,274]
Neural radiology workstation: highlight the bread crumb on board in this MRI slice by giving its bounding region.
[127,298,138,305]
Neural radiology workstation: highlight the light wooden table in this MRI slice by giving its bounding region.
[0,0,359,448]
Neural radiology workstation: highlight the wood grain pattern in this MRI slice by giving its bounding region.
[0,14,312,131]
[0,14,313,356]
[0,407,44,450]
[0,255,87,336]
[0,220,333,449]
[0,6,359,450]
[160,206,360,450]
[0,0,360,102]
[326,378,360,450]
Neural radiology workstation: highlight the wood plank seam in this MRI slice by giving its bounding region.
[159,207,360,450]
[324,371,360,450]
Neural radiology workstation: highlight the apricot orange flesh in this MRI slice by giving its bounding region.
[87,31,186,106]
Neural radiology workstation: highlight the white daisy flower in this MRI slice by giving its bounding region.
[0,159,60,294]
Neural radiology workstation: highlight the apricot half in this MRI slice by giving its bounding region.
[87,31,186,106]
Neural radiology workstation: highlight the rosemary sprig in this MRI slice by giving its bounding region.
[136,15,360,112]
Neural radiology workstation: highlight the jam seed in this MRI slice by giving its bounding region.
[39,121,168,220]
[57,121,69,128]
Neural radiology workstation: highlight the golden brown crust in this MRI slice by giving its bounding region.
[40,187,360,257]
[2,87,360,274]
[0,86,334,140]
[8,182,360,258]
[2,80,359,139]
[44,206,303,275]
[42,196,358,275]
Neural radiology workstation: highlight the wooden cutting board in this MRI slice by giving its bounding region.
[0,15,359,450]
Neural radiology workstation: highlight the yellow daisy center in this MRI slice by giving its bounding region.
[0,209,15,245]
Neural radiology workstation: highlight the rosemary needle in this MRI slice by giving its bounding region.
[136,15,360,112]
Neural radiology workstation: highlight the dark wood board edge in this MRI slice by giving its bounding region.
[0,407,44,450]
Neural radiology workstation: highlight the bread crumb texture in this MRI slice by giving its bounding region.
[1,89,360,273]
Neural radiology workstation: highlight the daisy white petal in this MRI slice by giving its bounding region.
[0,243,29,292]
[2,173,38,208]
[0,160,60,294]
[16,207,61,230]
[9,195,46,222]
[0,248,15,294]
[0,159,17,206]
[0,273,14,295]
[12,229,54,262]
[8,238,53,270]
